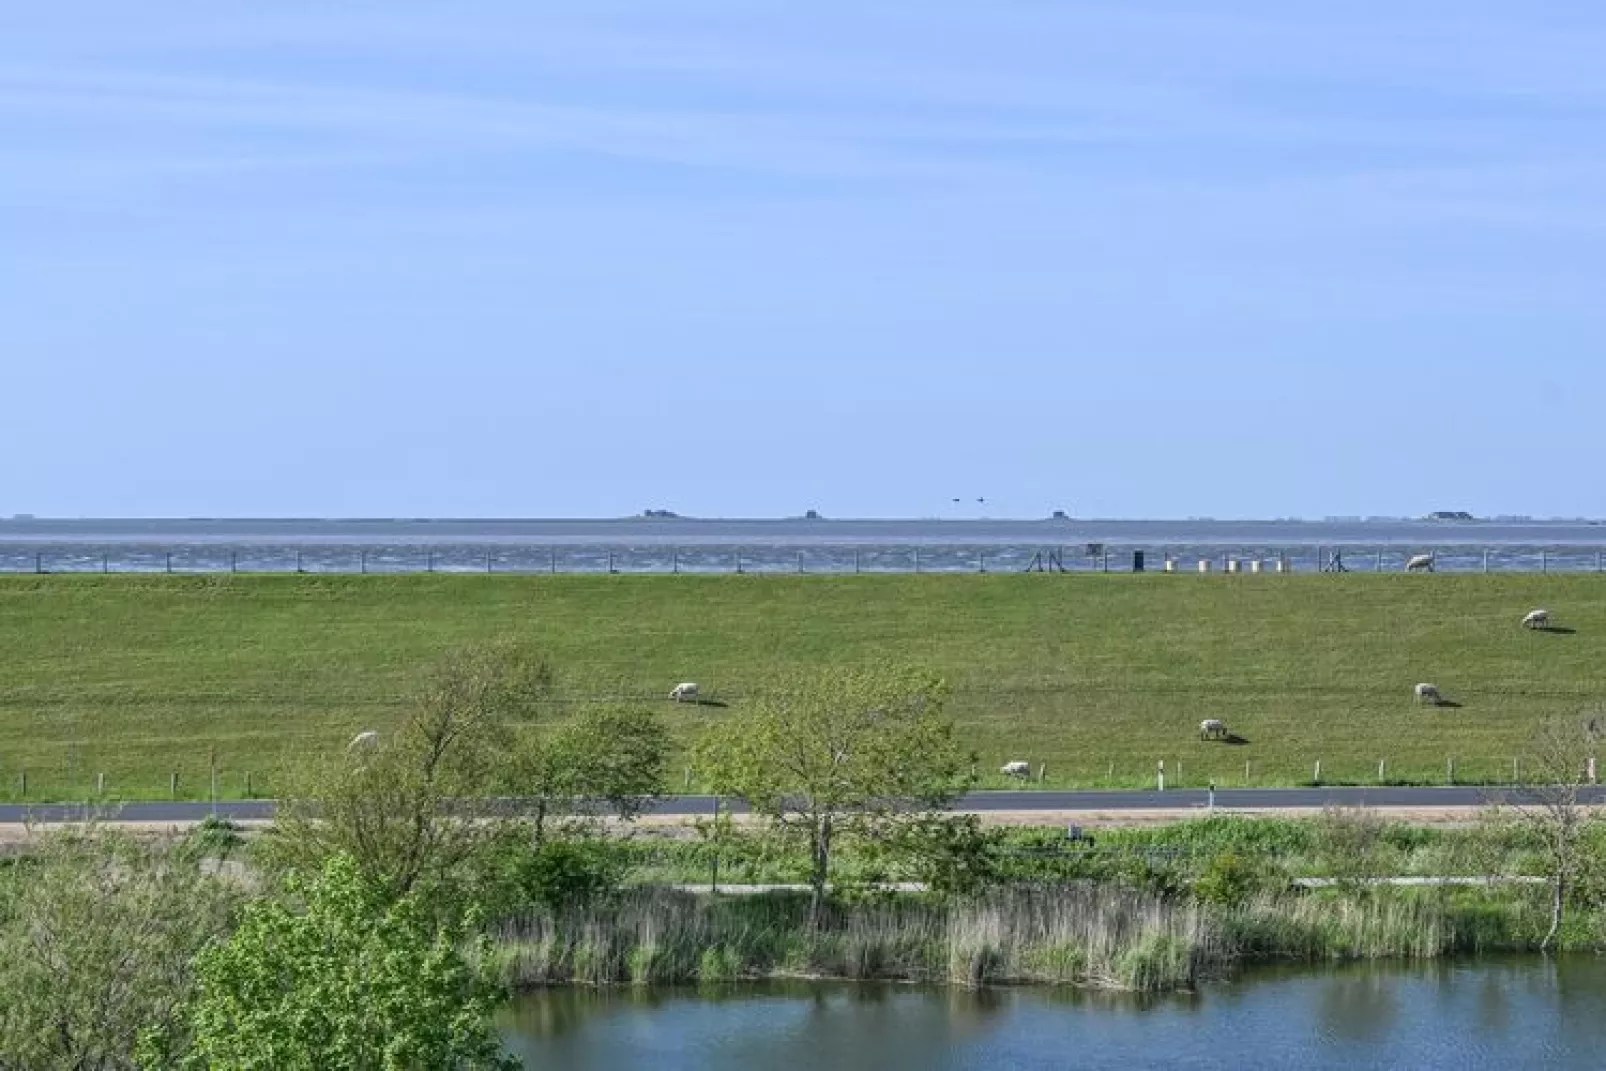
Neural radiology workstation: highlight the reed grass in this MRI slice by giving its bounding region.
[490,885,1221,992]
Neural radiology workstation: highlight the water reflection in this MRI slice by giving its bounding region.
[502,957,1606,1070]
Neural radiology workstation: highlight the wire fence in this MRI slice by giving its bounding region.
[3,543,1606,576]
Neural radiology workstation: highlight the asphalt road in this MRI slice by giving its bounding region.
[4,786,1602,825]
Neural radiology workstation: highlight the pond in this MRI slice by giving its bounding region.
[502,957,1606,1070]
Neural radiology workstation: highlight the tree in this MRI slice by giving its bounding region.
[264,642,666,911]
[695,663,969,921]
[172,855,514,1071]
[1499,715,1606,952]
[0,826,240,1070]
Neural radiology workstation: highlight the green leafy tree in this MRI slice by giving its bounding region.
[0,826,239,1070]
[696,663,969,921]
[170,855,514,1071]
[264,643,666,912]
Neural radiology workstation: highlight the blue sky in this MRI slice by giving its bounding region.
[3,2,1602,519]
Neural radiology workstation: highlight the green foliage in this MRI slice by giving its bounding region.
[1194,851,1282,907]
[260,642,666,916]
[503,836,625,912]
[0,827,239,1071]
[173,855,514,1071]
[879,815,1003,897]
[695,663,969,913]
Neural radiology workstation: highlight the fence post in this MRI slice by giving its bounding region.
[245,771,253,797]
[96,772,105,796]
[913,548,920,574]
[978,552,985,574]
[486,552,492,574]
[35,552,42,574]
[1483,549,1489,574]
[360,550,367,575]
[1244,759,1250,784]
[1376,550,1383,572]
[673,549,679,575]
[1038,762,1047,784]
[1541,549,1548,574]
[231,550,237,574]
[608,551,616,574]
[1378,758,1385,782]
[1107,761,1114,783]
[19,770,25,797]
[295,550,303,573]
[1447,757,1455,784]
[102,553,109,574]
[1513,757,1520,783]
[797,550,804,574]
[684,767,693,790]
[1157,760,1165,792]
[550,549,557,574]
[1313,759,1321,785]
[209,747,218,816]
[854,549,860,574]
[166,551,173,574]
[170,772,178,799]
[735,551,743,575]
[427,550,435,573]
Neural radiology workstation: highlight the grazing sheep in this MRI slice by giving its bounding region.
[1405,553,1436,572]
[1414,683,1442,705]
[1001,760,1031,778]
[670,682,700,702]
[1522,609,1550,630]
[1199,718,1228,741]
[347,730,380,751]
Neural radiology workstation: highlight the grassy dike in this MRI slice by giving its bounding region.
[1,573,1603,799]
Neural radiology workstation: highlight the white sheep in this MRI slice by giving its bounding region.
[1522,609,1550,630]
[1414,683,1442,705]
[1405,553,1436,573]
[670,682,700,702]
[1199,718,1228,740]
[1001,760,1031,778]
[347,730,380,751]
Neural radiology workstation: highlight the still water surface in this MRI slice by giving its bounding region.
[502,957,1606,1070]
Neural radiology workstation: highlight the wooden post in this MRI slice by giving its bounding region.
[96,772,105,795]
[1378,758,1386,782]
[1244,759,1250,783]
[1313,759,1322,784]
[1376,550,1383,572]
[360,550,367,574]
[35,552,42,574]
[295,550,303,573]
[684,767,692,790]
[428,550,435,573]
[170,772,178,799]
[978,552,985,574]
[673,549,679,575]
[913,548,920,574]
[735,551,743,575]
[797,550,804,574]
[1447,756,1455,784]
[854,549,860,574]
[1483,549,1489,574]
[245,771,253,797]
[166,551,173,574]
[102,553,108,574]
[1541,549,1548,574]
[1176,761,1182,786]
[1038,762,1047,784]
[231,550,237,574]
[1107,761,1114,783]
[1513,757,1520,783]
[19,770,25,797]
[608,551,616,574]
[1157,760,1165,792]
[550,549,557,574]
[485,552,492,574]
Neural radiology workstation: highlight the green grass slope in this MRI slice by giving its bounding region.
[0,574,1603,799]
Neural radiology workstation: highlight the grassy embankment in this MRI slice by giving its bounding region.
[0,574,1602,800]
